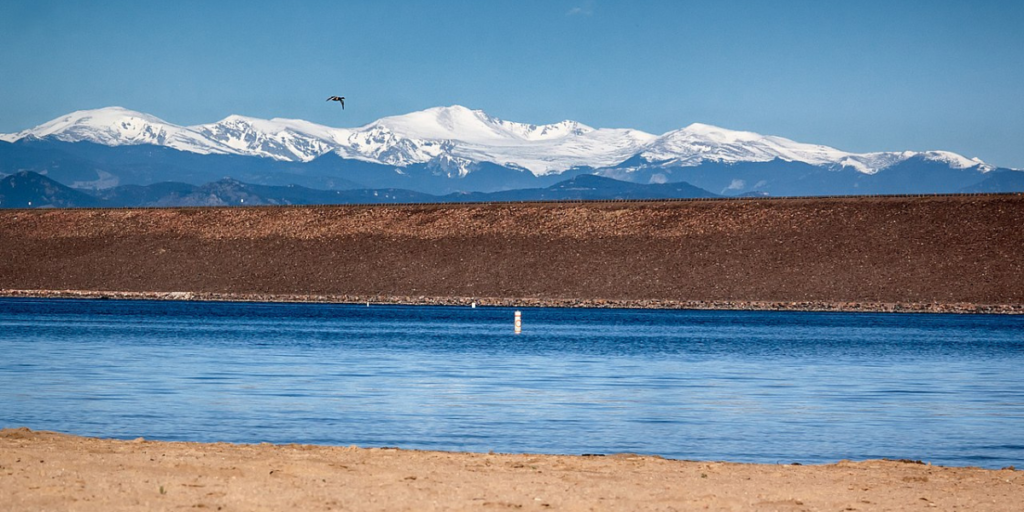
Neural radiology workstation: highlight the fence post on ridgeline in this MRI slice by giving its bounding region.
[514,310,522,335]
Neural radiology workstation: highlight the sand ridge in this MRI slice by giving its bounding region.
[2,195,1023,307]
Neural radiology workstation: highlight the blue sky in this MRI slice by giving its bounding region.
[2,0,1022,168]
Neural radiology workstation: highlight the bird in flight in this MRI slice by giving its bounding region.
[326,96,345,109]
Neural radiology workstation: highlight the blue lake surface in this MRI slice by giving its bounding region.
[1,297,1022,468]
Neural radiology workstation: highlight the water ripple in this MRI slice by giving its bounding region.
[1,298,1022,468]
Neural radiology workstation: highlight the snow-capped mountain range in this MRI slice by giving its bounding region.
[0,105,994,177]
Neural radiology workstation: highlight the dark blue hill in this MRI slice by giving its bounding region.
[959,170,1024,193]
[2,172,718,208]
[443,174,717,202]
[0,171,104,208]
[598,156,998,196]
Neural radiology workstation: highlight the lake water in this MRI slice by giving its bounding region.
[1,298,1022,468]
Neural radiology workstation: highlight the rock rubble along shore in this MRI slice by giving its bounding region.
[1,195,1022,310]
[1,288,1022,314]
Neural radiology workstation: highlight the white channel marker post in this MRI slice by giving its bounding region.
[514,310,522,335]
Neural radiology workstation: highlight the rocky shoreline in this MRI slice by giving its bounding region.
[3,288,1021,315]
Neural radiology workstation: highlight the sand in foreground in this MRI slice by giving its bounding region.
[1,429,1020,511]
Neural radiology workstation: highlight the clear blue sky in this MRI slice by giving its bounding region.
[2,0,1022,168]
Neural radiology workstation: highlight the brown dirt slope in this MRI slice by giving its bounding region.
[1,195,1022,306]
[2,429,1021,512]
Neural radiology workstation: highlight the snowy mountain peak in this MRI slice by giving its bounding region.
[2,106,240,155]
[10,106,168,142]
[642,124,841,168]
[680,122,759,141]
[677,123,820,148]
[329,105,635,174]
[640,124,993,174]
[370,105,594,143]
[193,115,338,162]
[916,151,995,172]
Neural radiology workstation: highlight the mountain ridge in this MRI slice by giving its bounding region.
[0,171,721,208]
[1,106,995,177]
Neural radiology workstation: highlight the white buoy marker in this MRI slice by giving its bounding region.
[514,310,522,334]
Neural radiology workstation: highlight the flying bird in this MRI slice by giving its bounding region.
[326,96,345,109]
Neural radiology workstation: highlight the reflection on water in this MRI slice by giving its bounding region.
[1,298,1022,468]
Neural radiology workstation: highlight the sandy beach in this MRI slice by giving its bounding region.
[1,428,1020,511]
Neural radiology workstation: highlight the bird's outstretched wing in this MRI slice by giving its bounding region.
[340,98,345,109]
